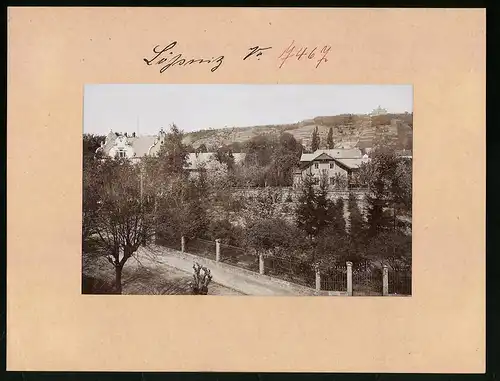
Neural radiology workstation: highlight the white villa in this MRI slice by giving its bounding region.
[95,129,167,163]
[293,148,370,189]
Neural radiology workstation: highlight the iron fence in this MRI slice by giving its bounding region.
[219,243,259,272]
[352,261,383,296]
[265,256,316,288]
[388,266,412,295]
[186,237,216,261]
[321,265,347,292]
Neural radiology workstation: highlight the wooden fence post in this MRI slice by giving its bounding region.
[346,261,353,296]
[215,239,221,262]
[315,267,321,292]
[383,265,389,296]
[181,236,185,253]
[259,253,265,275]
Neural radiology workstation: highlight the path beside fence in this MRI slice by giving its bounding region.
[138,245,344,296]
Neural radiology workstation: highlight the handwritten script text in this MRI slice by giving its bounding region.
[143,40,331,74]
[143,41,225,73]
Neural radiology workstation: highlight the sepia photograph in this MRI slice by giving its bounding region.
[82,84,413,296]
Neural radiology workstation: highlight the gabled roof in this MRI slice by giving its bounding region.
[128,136,161,157]
[334,158,371,170]
[313,153,334,161]
[300,148,362,162]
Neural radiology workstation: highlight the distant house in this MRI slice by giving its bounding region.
[293,148,370,189]
[95,129,246,176]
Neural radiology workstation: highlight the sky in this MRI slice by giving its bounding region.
[83,84,413,136]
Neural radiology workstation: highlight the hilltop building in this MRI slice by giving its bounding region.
[371,105,388,116]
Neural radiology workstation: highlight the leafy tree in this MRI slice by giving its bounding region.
[393,159,412,215]
[295,173,342,239]
[82,155,103,247]
[244,134,277,167]
[157,123,189,176]
[197,143,208,153]
[267,133,302,186]
[238,161,268,187]
[214,147,235,171]
[311,126,320,152]
[245,187,282,222]
[347,192,365,238]
[330,198,346,232]
[205,218,243,246]
[204,157,231,191]
[243,218,305,259]
[326,127,334,149]
[314,225,353,268]
[157,173,209,242]
[295,173,319,237]
[364,230,411,267]
[83,133,106,159]
[360,147,410,237]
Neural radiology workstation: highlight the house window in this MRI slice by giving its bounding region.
[329,162,334,169]
[330,177,335,185]
[117,150,126,158]
[314,162,319,169]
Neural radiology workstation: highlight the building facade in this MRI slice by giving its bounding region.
[293,149,370,189]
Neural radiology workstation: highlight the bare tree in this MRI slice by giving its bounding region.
[88,157,157,294]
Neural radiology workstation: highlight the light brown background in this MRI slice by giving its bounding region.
[7,7,485,372]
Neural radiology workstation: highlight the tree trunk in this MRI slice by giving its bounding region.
[115,265,123,294]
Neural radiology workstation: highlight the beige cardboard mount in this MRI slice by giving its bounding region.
[7,7,485,373]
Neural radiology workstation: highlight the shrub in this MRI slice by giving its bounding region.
[191,263,212,295]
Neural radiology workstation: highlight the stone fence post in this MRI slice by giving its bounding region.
[259,253,265,275]
[383,265,389,296]
[215,239,221,262]
[346,261,353,296]
[181,236,186,253]
[315,267,321,292]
